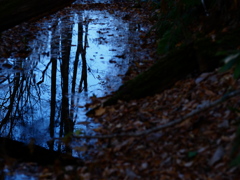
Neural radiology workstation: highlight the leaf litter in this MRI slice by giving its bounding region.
[77,69,240,180]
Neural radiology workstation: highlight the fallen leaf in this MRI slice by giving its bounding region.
[209,146,224,166]
[95,107,106,116]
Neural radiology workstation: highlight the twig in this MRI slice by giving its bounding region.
[74,89,240,139]
[37,59,52,85]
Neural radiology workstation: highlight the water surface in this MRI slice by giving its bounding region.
[0,1,150,152]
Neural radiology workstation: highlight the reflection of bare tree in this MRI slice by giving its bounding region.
[49,20,60,146]
[70,13,89,123]
[72,15,82,94]
[48,14,90,150]
[0,73,20,131]
[0,58,41,136]
[78,21,89,93]
[71,14,89,94]
[60,16,74,142]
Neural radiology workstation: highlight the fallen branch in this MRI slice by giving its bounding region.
[74,89,240,139]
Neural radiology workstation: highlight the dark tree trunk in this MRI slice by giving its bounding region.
[49,20,59,142]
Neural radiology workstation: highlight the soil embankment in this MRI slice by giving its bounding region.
[0,0,74,32]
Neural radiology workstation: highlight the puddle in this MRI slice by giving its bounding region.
[0,1,151,153]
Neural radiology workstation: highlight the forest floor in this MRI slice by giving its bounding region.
[72,2,240,180]
[80,69,240,180]
[2,1,240,180]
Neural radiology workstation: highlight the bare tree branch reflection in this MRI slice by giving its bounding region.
[0,73,21,130]
[36,60,52,85]
[0,58,41,136]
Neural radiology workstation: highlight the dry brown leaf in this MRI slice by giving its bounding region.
[95,107,106,116]
[204,89,216,96]
[73,146,88,152]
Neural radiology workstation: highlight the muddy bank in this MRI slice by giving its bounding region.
[0,0,74,32]
[0,137,82,166]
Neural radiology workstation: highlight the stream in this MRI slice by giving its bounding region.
[0,0,152,161]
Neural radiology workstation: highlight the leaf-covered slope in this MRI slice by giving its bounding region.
[88,27,240,113]
[79,69,240,179]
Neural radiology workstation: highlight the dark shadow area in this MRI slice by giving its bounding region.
[0,0,74,32]
[0,137,82,166]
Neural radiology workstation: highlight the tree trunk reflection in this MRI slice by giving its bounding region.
[60,16,74,153]
[79,20,89,93]
[49,20,60,150]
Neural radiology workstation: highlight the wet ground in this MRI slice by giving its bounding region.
[0,0,153,153]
